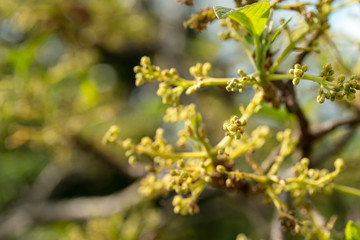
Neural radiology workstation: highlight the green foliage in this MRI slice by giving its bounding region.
[214,1,270,37]
[345,221,360,240]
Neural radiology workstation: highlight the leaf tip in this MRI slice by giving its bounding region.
[213,6,231,19]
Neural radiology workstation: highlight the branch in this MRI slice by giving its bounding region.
[293,28,322,65]
[274,80,312,158]
[311,116,360,140]
[0,182,143,239]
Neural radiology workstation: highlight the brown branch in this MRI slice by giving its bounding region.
[312,116,360,140]
[274,80,312,158]
[245,152,264,175]
[0,182,142,239]
[293,29,323,64]
[24,163,67,203]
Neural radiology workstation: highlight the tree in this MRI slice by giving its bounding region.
[1,0,360,239]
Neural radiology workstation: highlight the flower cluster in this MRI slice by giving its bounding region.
[317,64,360,104]
[156,83,183,104]
[226,70,257,92]
[133,56,185,104]
[289,64,308,86]
[288,158,345,204]
[185,63,212,95]
[226,78,247,92]
[189,62,212,78]
[121,128,174,166]
[172,195,200,215]
[102,125,120,144]
[183,8,216,32]
[134,56,179,87]
[163,104,200,147]
[223,115,247,139]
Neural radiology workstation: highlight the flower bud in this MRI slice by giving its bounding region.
[216,165,227,174]
[204,176,212,183]
[128,156,136,166]
[140,56,151,66]
[334,158,344,170]
[202,62,211,75]
[292,77,300,85]
[317,94,325,104]
[294,64,301,70]
[300,158,310,168]
[294,69,303,78]
[301,64,308,72]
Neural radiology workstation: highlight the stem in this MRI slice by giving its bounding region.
[230,29,257,70]
[198,78,231,86]
[254,36,266,84]
[266,73,338,87]
[333,184,360,197]
[193,128,216,162]
[135,146,207,159]
[228,141,250,160]
[180,77,258,90]
[214,135,233,152]
[269,30,308,73]
[265,186,289,213]
[231,170,269,183]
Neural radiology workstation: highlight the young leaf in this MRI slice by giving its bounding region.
[345,221,360,240]
[213,1,270,37]
[270,16,292,44]
[264,16,292,51]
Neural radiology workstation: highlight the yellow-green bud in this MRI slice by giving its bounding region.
[294,69,303,77]
[300,158,310,168]
[128,156,136,166]
[177,159,186,168]
[292,77,300,85]
[317,95,325,104]
[302,64,308,72]
[140,56,151,66]
[225,178,233,188]
[189,66,197,76]
[334,158,344,170]
[204,175,212,183]
[202,62,211,75]
[133,66,141,73]
[216,165,227,174]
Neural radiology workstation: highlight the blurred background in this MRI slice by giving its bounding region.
[0,0,360,239]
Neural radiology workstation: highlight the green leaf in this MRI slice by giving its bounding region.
[264,16,292,51]
[345,221,360,240]
[270,16,292,44]
[244,34,254,45]
[214,1,270,37]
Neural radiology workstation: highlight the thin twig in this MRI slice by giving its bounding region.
[245,152,264,175]
[311,116,360,140]
[293,29,322,64]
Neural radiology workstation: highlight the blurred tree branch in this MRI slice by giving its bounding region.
[0,181,142,239]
